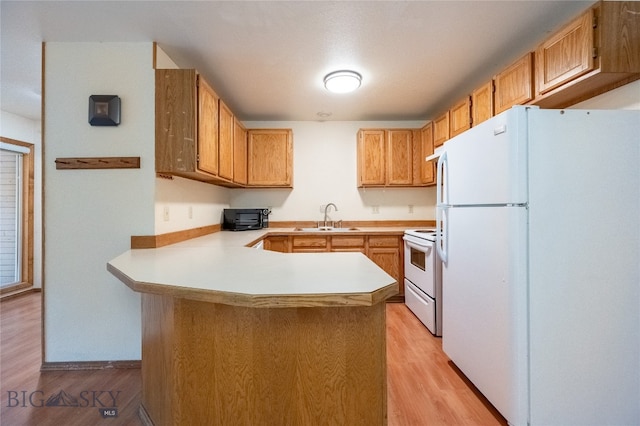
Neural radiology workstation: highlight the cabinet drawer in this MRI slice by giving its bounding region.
[331,236,365,248]
[292,236,327,248]
[368,235,400,248]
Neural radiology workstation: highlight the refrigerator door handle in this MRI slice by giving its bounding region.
[436,151,448,207]
[436,151,449,263]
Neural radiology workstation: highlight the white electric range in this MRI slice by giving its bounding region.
[403,229,442,336]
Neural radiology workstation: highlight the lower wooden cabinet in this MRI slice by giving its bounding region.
[263,233,404,299]
[292,235,327,252]
[263,236,290,253]
[366,236,403,298]
[330,235,366,253]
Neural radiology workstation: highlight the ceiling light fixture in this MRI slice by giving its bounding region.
[323,70,362,94]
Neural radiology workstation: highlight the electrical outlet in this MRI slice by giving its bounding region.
[372,205,379,214]
[319,204,326,213]
[163,206,170,221]
[408,205,414,214]
[188,206,193,219]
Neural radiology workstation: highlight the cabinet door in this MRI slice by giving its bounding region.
[218,100,234,180]
[535,10,594,95]
[156,69,198,174]
[419,123,435,185]
[368,248,401,279]
[449,97,471,138]
[433,112,450,148]
[357,130,386,186]
[233,118,247,186]
[386,130,413,185]
[495,52,534,114]
[247,129,293,187]
[472,80,494,126]
[264,236,290,253]
[197,76,219,175]
[367,235,403,295]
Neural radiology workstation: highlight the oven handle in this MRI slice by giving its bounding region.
[403,237,433,252]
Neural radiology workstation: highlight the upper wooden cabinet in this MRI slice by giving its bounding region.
[536,10,593,95]
[247,129,293,187]
[156,69,293,188]
[357,129,424,187]
[218,100,234,181]
[418,123,435,186]
[156,68,244,187]
[422,1,639,141]
[196,76,219,176]
[386,130,413,186]
[534,1,640,107]
[432,112,450,148]
[156,69,232,185]
[357,129,386,186]
[471,80,494,126]
[449,97,472,138]
[233,118,248,186]
[494,52,534,114]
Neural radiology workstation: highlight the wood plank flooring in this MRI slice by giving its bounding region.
[1,293,506,425]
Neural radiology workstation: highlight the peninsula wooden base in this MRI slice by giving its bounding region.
[141,294,387,425]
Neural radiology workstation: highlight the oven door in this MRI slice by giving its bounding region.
[403,235,435,297]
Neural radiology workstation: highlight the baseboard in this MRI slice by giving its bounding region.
[40,360,141,371]
[139,404,155,426]
[386,295,405,303]
[0,286,41,301]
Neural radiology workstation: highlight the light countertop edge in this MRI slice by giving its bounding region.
[107,228,403,308]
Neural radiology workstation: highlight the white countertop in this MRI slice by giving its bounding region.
[107,228,401,308]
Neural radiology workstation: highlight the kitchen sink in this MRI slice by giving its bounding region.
[293,227,360,232]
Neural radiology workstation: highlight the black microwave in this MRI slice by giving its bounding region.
[222,208,271,231]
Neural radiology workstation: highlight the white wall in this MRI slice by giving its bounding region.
[0,111,43,288]
[44,43,156,362]
[155,176,229,233]
[233,121,436,223]
[571,80,640,110]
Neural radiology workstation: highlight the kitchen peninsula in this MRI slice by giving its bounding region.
[108,229,398,425]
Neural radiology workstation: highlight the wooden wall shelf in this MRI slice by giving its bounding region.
[55,157,140,170]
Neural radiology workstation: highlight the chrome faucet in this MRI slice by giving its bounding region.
[323,203,338,228]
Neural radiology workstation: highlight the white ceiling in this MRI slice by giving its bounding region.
[1,0,596,123]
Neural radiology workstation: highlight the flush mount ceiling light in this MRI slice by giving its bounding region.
[323,70,362,93]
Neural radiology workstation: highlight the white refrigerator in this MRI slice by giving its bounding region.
[435,106,639,426]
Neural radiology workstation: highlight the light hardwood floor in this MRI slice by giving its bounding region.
[1,293,506,425]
